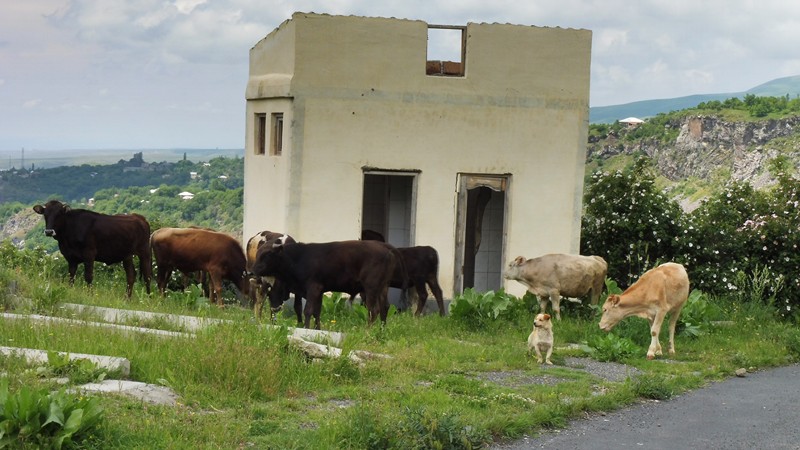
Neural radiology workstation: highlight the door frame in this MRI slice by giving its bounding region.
[453,173,510,295]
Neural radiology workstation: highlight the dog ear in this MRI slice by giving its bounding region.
[543,314,550,321]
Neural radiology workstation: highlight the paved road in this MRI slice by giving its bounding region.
[493,363,800,450]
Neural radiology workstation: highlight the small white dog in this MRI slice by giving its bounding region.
[528,313,553,365]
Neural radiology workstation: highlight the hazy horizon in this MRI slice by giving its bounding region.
[0,147,244,171]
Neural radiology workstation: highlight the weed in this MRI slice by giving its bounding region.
[395,406,490,450]
[632,373,675,400]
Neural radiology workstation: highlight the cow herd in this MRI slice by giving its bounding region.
[32,200,446,330]
[33,200,690,358]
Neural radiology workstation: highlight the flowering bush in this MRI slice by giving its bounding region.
[581,157,684,286]
[581,156,800,320]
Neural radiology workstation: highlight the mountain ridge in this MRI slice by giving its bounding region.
[590,75,800,124]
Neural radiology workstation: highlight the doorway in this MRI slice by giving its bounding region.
[454,174,508,295]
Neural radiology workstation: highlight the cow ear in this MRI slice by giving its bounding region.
[33,205,44,214]
[514,256,525,265]
[610,295,620,306]
[64,204,71,212]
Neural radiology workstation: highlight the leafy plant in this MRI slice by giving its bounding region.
[0,378,104,449]
[35,352,110,384]
[394,406,490,450]
[677,289,722,338]
[583,333,639,362]
[449,288,515,329]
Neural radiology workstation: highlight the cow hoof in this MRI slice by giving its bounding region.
[545,360,553,365]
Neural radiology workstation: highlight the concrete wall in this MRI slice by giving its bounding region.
[244,13,591,299]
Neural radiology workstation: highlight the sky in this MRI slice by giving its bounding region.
[2,0,800,153]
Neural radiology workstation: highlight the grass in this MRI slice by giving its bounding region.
[1,262,798,449]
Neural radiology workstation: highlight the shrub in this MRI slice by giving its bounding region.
[677,290,722,338]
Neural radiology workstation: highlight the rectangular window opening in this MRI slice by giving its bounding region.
[255,113,266,155]
[426,25,466,77]
[271,113,284,156]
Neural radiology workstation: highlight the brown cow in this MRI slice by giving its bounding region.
[245,230,298,321]
[150,227,248,306]
[599,262,690,360]
[33,200,152,297]
[251,240,399,329]
[504,253,607,320]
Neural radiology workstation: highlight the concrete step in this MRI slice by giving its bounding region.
[0,345,130,377]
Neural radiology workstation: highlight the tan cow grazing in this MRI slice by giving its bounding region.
[151,227,249,307]
[504,254,608,320]
[599,262,690,360]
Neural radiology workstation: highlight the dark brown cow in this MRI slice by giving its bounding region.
[251,240,399,329]
[150,227,248,306]
[32,200,152,297]
[395,246,445,316]
[245,230,299,321]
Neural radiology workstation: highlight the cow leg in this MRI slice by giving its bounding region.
[414,281,428,317]
[647,310,668,359]
[209,273,224,307]
[427,278,445,317]
[293,296,303,326]
[667,305,685,356]
[83,260,95,287]
[122,256,135,298]
[139,253,152,295]
[305,284,323,329]
[156,265,172,296]
[549,292,562,320]
[67,260,79,286]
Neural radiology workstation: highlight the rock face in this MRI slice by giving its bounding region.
[0,208,40,246]
[588,115,800,187]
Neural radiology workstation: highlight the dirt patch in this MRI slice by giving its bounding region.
[473,370,569,387]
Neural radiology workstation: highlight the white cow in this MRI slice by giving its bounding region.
[504,253,608,320]
[599,262,690,360]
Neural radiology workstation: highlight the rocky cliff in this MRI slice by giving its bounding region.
[588,115,800,190]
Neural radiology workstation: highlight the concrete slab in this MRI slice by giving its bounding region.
[60,303,345,345]
[0,345,130,377]
[74,380,179,406]
[62,303,226,332]
[1,312,192,339]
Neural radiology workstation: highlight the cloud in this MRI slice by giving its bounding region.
[22,99,41,109]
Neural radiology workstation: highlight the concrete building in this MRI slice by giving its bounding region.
[243,12,592,299]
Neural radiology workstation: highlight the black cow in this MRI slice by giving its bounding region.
[251,240,400,329]
[245,230,299,321]
[395,246,445,316]
[33,200,152,297]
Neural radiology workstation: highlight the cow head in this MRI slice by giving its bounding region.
[32,200,70,238]
[251,245,284,278]
[598,294,622,331]
[503,256,527,280]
